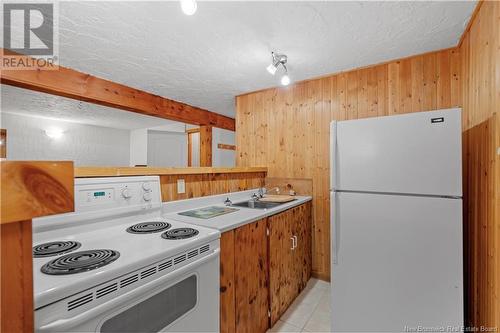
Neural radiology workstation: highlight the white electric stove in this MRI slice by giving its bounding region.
[32,176,220,333]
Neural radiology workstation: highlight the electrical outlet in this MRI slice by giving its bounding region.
[177,179,185,194]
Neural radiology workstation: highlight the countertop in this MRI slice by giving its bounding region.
[161,189,312,233]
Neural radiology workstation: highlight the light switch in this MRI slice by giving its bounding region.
[177,179,185,194]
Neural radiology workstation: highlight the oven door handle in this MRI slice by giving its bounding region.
[37,249,220,332]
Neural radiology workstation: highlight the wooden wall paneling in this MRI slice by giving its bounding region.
[234,218,269,333]
[220,231,236,333]
[199,125,213,167]
[0,51,235,131]
[1,220,33,333]
[463,114,499,328]
[264,177,313,196]
[159,172,266,202]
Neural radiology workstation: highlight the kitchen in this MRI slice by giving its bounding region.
[0,1,498,333]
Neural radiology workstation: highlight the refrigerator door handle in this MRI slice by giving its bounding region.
[331,190,339,265]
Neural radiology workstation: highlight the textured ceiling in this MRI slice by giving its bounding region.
[1,85,187,130]
[4,1,477,120]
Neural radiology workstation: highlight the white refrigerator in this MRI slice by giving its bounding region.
[330,108,463,332]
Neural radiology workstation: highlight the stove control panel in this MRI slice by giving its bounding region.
[75,176,161,212]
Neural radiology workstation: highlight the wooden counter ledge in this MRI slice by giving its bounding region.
[74,166,268,177]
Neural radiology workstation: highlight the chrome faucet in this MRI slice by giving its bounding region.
[258,187,280,198]
[224,197,232,206]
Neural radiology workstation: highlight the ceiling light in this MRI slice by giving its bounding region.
[45,128,64,139]
[281,74,290,86]
[180,0,197,15]
[266,63,278,75]
[266,52,287,76]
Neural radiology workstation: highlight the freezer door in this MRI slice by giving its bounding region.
[331,192,463,332]
[333,108,462,196]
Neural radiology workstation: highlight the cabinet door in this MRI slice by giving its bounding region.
[294,202,312,292]
[234,218,269,333]
[220,231,235,333]
[268,209,296,325]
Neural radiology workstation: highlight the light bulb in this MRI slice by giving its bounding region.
[45,128,64,139]
[281,74,290,86]
[180,0,197,15]
[266,63,277,75]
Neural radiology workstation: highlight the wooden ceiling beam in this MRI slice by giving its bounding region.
[0,50,235,131]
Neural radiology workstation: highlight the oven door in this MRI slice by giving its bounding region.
[37,249,219,333]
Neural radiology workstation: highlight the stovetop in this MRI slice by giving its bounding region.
[32,213,219,309]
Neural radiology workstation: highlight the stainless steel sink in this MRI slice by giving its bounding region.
[231,199,296,209]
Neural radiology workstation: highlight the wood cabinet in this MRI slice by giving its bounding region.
[269,202,312,325]
[220,218,269,333]
[219,202,312,332]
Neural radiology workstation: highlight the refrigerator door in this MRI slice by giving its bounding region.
[331,191,463,332]
[332,108,462,196]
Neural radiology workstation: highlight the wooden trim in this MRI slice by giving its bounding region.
[187,132,193,167]
[199,125,213,167]
[1,161,74,224]
[0,129,6,158]
[457,0,484,48]
[186,128,200,134]
[0,50,235,131]
[217,143,236,151]
[74,166,268,177]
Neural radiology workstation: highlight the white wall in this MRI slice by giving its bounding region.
[1,112,130,166]
[191,132,200,167]
[129,128,148,166]
[147,130,187,167]
[212,127,235,167]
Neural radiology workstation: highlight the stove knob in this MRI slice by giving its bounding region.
[121,188,132,199]
[143,192,152,202]
[142,182,151,191]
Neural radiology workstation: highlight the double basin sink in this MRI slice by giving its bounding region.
[231,199,296,210]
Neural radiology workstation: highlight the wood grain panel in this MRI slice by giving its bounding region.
[236,48,461,280]
[463,114,499,329]
[0,50,235,131]
[1,161,74,224]
[264,177,313,196]
[234,218,269,333]
[200,125,213,167]
[220,231,236,333]
[295,202,312,292]
[1,221,33,333]
[268,209,294,325]
[159,172,265,202]
[459,1,500,329]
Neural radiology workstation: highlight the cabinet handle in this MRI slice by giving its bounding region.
[293,235,298,249]
[290,237,295,250]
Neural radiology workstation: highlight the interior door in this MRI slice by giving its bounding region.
[331,191,463,332]
[333,108,462,196]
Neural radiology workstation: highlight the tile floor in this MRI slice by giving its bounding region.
[268,278,331,333]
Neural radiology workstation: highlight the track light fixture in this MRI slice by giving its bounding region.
[266,52,291,86]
